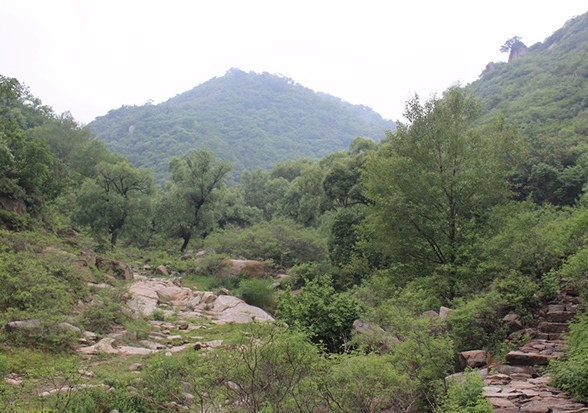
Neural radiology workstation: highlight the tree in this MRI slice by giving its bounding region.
[363,86,520,295]
[500,36,524,53]
[157,149,232,252]
[72,161,153,246]
[0,76,61,218]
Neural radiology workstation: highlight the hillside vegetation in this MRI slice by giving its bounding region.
[89,68,395,183]
[3,10,588,412]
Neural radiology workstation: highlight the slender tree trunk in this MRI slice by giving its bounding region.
[180,233,191,253]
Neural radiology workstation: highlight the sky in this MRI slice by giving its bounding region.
[1,1,587,125]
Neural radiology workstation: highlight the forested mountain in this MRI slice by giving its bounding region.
[470,12,588,204]
[7,11,588,413]
[89,68,395,183]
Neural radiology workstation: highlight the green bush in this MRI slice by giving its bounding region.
[238,279,276,311]
[440,371,494,413]
[81,291,130,335]
[276,276,363,352]
[0,249,88,322]
[448,294,507,353]
[449,272,539,353]
[551,312,588,402]
[204,218,327,267]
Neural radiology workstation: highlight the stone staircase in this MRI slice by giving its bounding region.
[483,290,588,413]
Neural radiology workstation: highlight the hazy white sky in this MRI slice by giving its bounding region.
[1,1,587,124]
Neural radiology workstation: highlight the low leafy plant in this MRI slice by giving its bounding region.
[238,279,276,311]
[551,311,588,402]
[440,370,494,413]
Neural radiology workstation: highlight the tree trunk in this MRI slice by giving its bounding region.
[180,234,191,253]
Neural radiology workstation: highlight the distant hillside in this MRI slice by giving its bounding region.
[469,10,588,205]
[89,69,395,183]
[471,11,588,138]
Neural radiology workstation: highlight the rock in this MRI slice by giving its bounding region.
[180,254,193,261]
[5,319,40,332]
[353,320,384,335]
[181,381,193,392]
[518,400,551,413]
[439,306,453,319]
[0,197,26,214]
[546,311,575,323]
[503,314,523,333]
[508,328,537,341]
[212,295,274,324]
[196,250,213,258]
[496,365,537,377]
[459,350,487,370]
[175,321,189,330]
[222,259,265,279]
[202,292,218,304]
[156,265,169,276]
[129,363,143,371]
[96,258,133,280]
[78,338,119,355]
[117,346,154,355]
[505,351,555,366]
[422,310,439,318]
[539,322,568,334]
[80,252,97,266]
[57,322,81,334]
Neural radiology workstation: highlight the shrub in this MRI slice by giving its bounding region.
[204,218,327,267]
[276,276,363,352]
[551,312,588,402]
[81,291,130,335]
[440,371,494,413]
[238,279,276,311]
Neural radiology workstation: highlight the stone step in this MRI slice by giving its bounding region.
[505,351,556,366]
[546,311,576,323]
[539,322,569,334]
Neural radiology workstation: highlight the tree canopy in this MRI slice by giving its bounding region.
[363,86,520,295]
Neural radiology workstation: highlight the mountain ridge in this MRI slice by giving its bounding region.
[89,68,395,183]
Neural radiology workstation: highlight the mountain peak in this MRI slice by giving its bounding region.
[89,70,394,184]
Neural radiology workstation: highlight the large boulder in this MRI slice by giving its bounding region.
[458,350,487,370]
[222,259,265,279]
[96,258,133,280]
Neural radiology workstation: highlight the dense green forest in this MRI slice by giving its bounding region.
[89,68,395,184]
[3,11,588,413]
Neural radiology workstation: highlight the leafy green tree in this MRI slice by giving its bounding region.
[72,161,153,246]
[0,76,61,218]
[276,276,362,352]
[28,113,121,185]
[157,149,232,252]
[500,36,524,53]
[363,86,520,296]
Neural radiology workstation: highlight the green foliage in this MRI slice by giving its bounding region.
[238,279,276,312]
[205,218,327,267]
[0,249,88,321]
[551,311,588,402]
[89,68,394,184]
[276,277,363,352]
[220,324,325,412]
[472,13,588,205]
[324,354,413,412]
[0,76,62,218]
[72,160,153,247]
[363,86,520,296]
[440,371,494,413]
[81,290,131,335]
[448,272,538,353]
[156,148,232,252]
